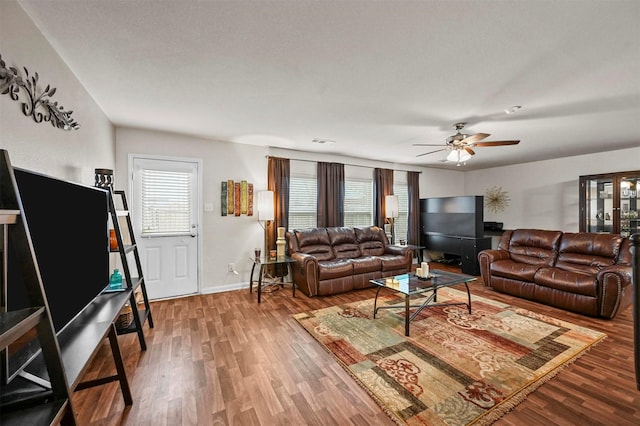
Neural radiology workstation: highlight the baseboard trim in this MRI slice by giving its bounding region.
[201,282,249,295]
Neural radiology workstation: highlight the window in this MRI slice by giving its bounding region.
[288,175,317,231]
[393,182,408,242]
[344,178,373,228]
[140,169,191,235]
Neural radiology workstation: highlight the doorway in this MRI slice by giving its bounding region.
[130,155,201,299]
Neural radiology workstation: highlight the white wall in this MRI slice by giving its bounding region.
[0,0,114,183]
[116,131,461,294]
[464,146,640,231]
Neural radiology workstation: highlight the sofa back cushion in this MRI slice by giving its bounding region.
[507,229,562,266]
[355,226,387,256]
[555,232,622,274]
[327,227,362,259]
[293,228,334,261]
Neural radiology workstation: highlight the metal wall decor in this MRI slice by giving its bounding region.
[221,180,254,216]
[0,53,80,130]
[485,186,510,213]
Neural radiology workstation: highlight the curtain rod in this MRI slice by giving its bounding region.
[265,155,422,174]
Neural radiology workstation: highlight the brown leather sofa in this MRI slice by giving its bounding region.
[478,229,633,319]
[286,226,413,297]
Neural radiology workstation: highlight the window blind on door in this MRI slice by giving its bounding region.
[140,169,191,235]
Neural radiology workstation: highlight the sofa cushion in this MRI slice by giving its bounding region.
[355,226,387,256]
[490,259,542,282]
[351,256,382,274]
[327,227,362,259]
[555,233,622,275]
[507,229,562,266]
[534,267,598,297]
[294,228,334,261]
[318,259,354,280]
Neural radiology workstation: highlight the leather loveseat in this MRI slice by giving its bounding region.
[478,229,633,319]
[286,226,413,297]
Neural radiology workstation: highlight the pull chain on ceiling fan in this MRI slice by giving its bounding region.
[414,122,520,165]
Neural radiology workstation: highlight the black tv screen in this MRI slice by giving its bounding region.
[3,168,110,382]
[420,196,483,238]
[9,168,110,330]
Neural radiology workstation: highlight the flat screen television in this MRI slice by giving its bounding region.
[420,196,484,238]
[2,168,110,384]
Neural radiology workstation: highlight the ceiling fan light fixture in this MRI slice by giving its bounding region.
[446,149,471,163]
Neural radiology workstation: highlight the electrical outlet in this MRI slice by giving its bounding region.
[227,263,235,272]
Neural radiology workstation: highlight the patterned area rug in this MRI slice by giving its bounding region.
[293,288,606,425]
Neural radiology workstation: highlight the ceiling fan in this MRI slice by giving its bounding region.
[413,122,520,165]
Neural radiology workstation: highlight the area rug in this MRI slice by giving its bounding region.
[293,288,606,425]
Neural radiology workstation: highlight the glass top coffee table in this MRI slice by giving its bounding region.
[370,270,476,336]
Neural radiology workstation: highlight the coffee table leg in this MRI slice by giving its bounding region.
[405,295,410,336]
[464,282,472,313]
[373,287,383,318]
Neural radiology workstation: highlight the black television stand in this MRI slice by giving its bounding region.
[0,150,133,424]
[422,233,491,276]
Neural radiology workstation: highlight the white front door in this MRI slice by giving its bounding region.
[131,156,200,299]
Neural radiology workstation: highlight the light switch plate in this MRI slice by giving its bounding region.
[204,203,214,212]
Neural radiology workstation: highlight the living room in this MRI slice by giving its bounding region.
[1,1,639,425]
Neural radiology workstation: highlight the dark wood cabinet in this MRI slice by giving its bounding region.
[579,170,640,237]
[423,234,491,276]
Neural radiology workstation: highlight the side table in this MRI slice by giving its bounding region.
[249,255,297,303]
[394,243,425,264]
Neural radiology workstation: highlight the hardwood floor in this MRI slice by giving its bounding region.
[71,265,640,425]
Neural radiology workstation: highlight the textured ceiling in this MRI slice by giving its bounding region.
[18,0,640,170]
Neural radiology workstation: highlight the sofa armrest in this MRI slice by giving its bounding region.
[384,245,414,270]
[384,245,412,257]
[290,252,319,297]
[597,264,633,319]
[477,249,511,286]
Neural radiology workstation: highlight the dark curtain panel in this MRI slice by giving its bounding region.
[267,156,290,276]
[373,168,394,228]
[317,162,345,227]
[407,171,420,245]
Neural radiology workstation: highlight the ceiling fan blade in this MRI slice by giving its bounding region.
[460,132,490,144]
[474,140,520,147]
[464,147,475,155]
[416,148,446,157]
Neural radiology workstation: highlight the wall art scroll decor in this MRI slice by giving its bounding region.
[484,186,510,213]
[0,53,80,130]
[221,180,253,216]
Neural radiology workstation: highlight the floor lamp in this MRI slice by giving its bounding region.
[385,194,399,244]
[257,190,276,284]
[257,190,274,255]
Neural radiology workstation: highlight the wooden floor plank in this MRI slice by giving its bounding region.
[71,264,640,425]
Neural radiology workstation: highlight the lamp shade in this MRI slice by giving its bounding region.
[257,190,274,221]
[385,195,399,218]
[447,149,471,163]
